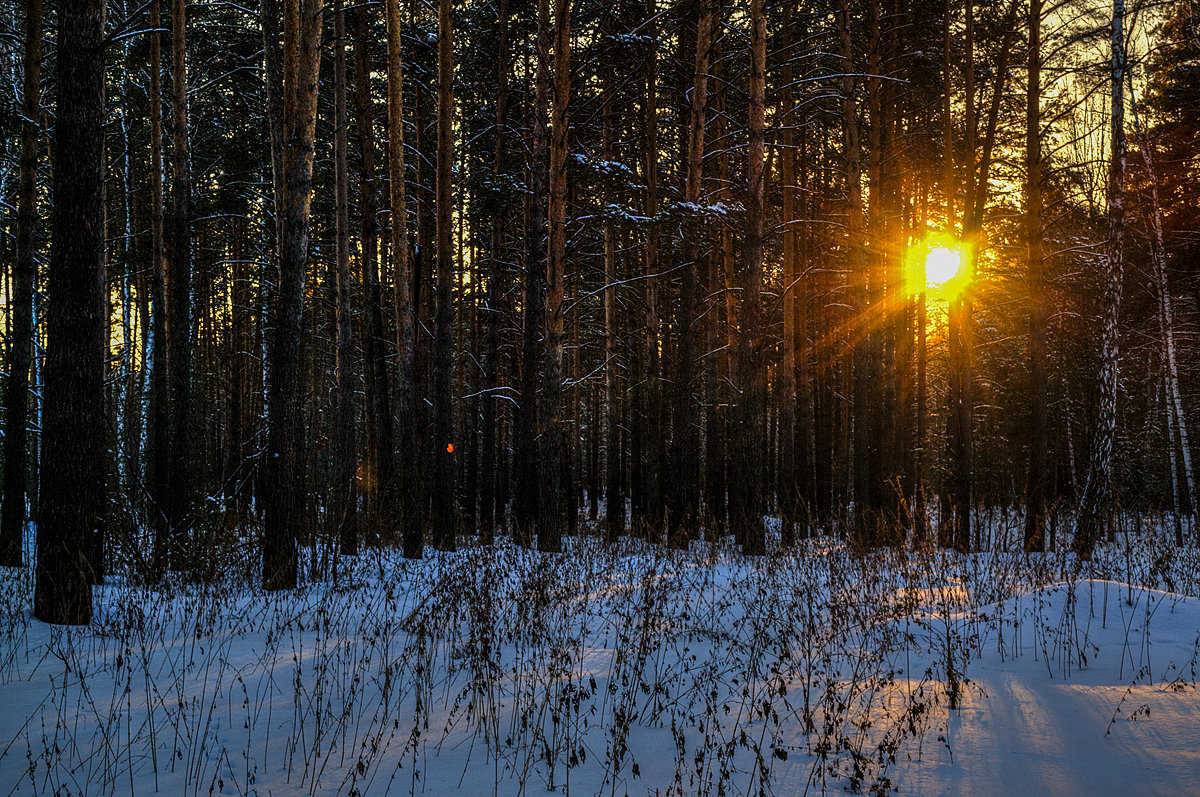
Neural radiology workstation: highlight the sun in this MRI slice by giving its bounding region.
[925,246,963,288]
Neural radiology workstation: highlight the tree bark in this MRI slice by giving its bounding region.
[1024,0,1048,552]
[602,34,623,544]
[1,0,43,567]
[386,0,421,558]
[735,0,767,556]
[1130,90,1196,542]
[668,0,713,549]
[351,7,393,524]
[432,0,457,552]
[480,0,510,546]
[148,0,170,571]
[637,0,664,543]
[540,0,571,553]
[167,0,193,569]
[333,0,358,555]
[779,3,798,548]
[34,0,106,624]
[263,0,324,590]
[1076,0,1126,559]
[515,0,551,548]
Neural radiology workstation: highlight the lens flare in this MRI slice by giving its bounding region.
[925,247,963,287]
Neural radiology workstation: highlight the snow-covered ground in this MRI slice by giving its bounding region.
[2,525,1199,796]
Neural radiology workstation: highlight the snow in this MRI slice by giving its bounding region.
[892,580,1200,796]
[2,531,1199,795]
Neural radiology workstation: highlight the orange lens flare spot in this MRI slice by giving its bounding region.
[446,443,455,454]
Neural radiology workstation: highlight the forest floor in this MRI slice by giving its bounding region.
[2,515,1200,796]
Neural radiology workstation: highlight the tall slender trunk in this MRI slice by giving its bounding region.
[1130,91,1196,541]
[540,0,570,553]
[1024,0,1048,552]
[639,2,663,542]
[948,0,976,552]
[1,0,43,566]
[167,0,193,568]
[34,0,106,624]
[480,0,510,545]
[669,0,713,548]
[602,37,623,543]
[515,0,551,548]
[735,0,767,556]
[840,0,870,545]
[386,0,421,558]
[149,0,170,568]
[432,0,457,551]
[263,0,324,590]
[228,216,253,523]
[778,3,798,548]
[863,0,891,542]
[1076,0,1126,558]
[351,8,393,520]
[332,0,358,555]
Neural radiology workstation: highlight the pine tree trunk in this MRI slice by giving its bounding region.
[480,0,509,546]
[386,0,421,559]
[840,0,871,546]
[668,0,712,549]
[228,216,253,524]
[1024,0,1048,552]
[638,0,663,542]
[34,0,106,624]
[0,0,42,567]
[351,7,393,523]
[1129,88,1196,541]
[148,0,171,571]
[735,0,767,556]
[167,0,193,569]
[1076,0,1126,559]
[515,0,551,548]
[540,0,570,553]
[263,0,324,590]
[332,0,358,556]
[778,4,797,548]
[602,43,623,543]
[432,0,457,552]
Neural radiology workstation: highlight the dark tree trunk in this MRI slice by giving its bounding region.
[263,0,324,591]
[34,0,106,624]
[480,0,510,546]
[778,5,798,548]
[515,0,551,548]
[839,0,872,546]
[602,31,623,544]
[148,0,170,572]
[167,0,193,569]
[1024,0,1048,552]
[669,0,712,549]
[1075,0,1126,559]
[351,7,393,524]
[432,0,457,552]
[1,0,43,567]
[333,0,358,556]
[540,0,570,553]
[228,216,254,524]
[734,0,767,556]
[386,0,421,558]
[637,0,663,542]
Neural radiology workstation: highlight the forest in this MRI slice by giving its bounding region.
[1,0,1200,794]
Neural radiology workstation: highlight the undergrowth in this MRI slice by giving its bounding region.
[1,511,1198,796]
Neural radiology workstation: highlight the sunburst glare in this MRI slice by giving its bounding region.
[925,246,963,287]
